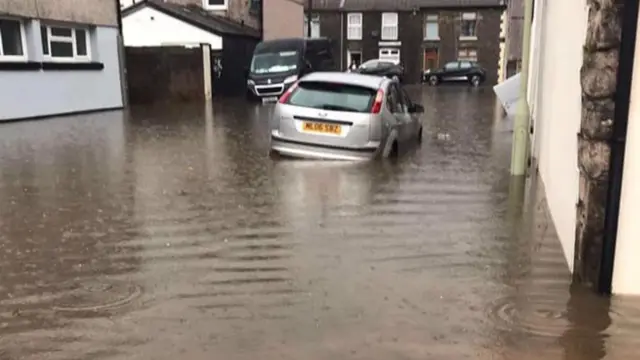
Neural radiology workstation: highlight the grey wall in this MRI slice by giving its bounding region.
[0,0,118,26]
[0,26,124,121]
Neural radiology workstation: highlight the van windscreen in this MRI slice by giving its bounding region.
[251,51,299,74]
[286,81,376,113]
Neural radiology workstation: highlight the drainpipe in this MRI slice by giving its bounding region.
[260,0,264,40]
[306,0,312,37]
[509,0,534,175]
[115,0,129,108]
[339,9,344,70]
[598,0,640,295]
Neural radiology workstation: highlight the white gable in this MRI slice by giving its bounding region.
[123,6,223,50]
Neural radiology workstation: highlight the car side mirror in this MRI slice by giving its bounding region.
[410,104,424,113]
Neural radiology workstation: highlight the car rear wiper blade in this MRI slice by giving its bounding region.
[320,104,358,112]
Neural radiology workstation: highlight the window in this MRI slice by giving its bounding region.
[458,48,477,61]
[460,12,478,39]
[386,83,405,114]
[41,25,90,61]
[460,61,472,69]
[444,62,459,70]
[304,14,320,38]
[347,13,362,40]
[249,0,260,15]
[378,48,400,64]
[381,12,398,40]
[285,81,377,113]
[0,19,25,60]
[203,0,227,10]
[424,14,439,40]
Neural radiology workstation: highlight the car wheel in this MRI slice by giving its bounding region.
[391,75,400,82]
[417,127,423,144]
[389,141,399,159]
[470,75,481,87]
[429,75,439,86]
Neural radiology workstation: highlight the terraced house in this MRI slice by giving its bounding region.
[306,0,507,84]
[0,0,125,121]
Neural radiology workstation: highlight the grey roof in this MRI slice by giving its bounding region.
[300,71,387,89]
[307,0,507,10]
[122,0,260,38]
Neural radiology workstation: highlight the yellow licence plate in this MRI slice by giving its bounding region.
[302,121,342,135]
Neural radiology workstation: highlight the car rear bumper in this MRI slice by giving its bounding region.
[270,132,381,161]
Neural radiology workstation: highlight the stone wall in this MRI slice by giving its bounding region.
[574,0,623,288]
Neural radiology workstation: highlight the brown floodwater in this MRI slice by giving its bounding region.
[0,86,639,360]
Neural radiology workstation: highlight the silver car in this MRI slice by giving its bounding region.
[269,72,424,160]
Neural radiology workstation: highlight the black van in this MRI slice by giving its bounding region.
[246,37,336,101]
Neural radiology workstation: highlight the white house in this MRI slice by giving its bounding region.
[526,0,640,295]
[0,0,124,121]
[121,0,260,50]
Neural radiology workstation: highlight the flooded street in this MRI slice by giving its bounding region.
[1,87,639,360]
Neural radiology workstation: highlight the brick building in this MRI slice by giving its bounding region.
[305,0,507,84]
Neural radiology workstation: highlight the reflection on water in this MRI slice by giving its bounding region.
[0,88,639,359]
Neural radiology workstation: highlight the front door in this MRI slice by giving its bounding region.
[347,50,362,70]
[424,49,438,71]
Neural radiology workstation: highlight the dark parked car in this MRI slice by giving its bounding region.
[422,61,487,87]
[354,59,405,82]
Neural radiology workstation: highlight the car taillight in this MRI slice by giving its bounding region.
[371,89,384,114]
[278,82,298,104]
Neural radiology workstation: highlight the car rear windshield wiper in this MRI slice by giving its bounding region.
[320,104,359,112]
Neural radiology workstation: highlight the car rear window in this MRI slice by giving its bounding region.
[286,81,376,113]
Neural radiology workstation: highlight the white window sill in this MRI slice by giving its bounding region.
[0,56,28,62]
[43,57,92,63]
[424,37,440,41]
[347,37,362,41]
[459,36,478,41]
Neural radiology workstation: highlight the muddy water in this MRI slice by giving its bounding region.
[0,87,639,360]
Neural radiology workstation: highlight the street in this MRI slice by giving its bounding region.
[0,87,639,360]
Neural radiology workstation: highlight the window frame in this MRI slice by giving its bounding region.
[460,12,478,40]
[202,0,228,11]
[381,12,398,40]
[41,24,91,62]
[457,48,478,62]
[347,13,362,40]
[424,14,439,40]
[0,17,28,62]
[378,48,400,64]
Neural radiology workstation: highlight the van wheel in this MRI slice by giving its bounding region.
[269,149,281,160]
[246,90,259,102]
[429,75,439,86]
